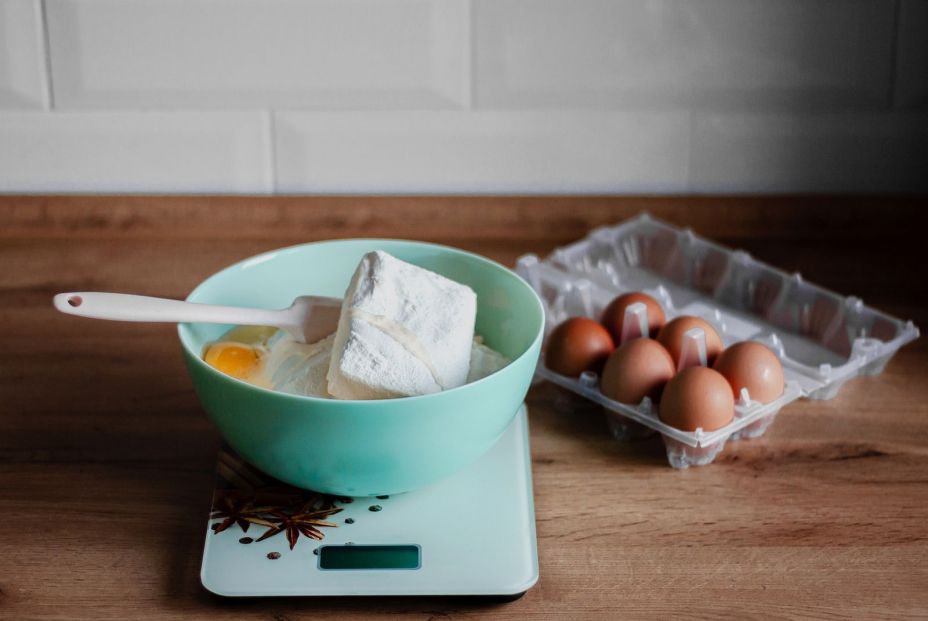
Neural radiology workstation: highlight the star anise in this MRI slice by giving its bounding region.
[210,495,278,534]
[250,507,343,550]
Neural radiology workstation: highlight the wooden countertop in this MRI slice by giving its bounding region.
[2,196,926,620]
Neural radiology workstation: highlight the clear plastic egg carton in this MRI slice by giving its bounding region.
[515,213,919,468]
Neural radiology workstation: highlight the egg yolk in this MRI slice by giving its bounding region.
[204,342,260,379]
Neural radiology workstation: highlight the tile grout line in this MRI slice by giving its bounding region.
[37,0,55,110]
[683,108,695,194]
[266,110,278,195]
[466,0,475,110]
[887,0,902,109]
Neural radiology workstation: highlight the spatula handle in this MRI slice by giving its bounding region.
[53,292,287,328]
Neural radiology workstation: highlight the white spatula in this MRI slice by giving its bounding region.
[53,292,342,343]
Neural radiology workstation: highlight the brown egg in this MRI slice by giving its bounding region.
[659,367,734,432]
[657,315,724,367]
[600,292,666,342]
[544,317,615,377]
[600,338,675,404]
[713,341,784,404]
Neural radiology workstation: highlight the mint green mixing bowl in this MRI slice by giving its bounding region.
[178,239,543,497]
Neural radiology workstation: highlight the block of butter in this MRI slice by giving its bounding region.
[327,250,477,399]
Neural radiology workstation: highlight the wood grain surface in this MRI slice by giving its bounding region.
[1,196,926,620]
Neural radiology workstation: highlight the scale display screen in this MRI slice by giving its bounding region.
[318,545,421,570]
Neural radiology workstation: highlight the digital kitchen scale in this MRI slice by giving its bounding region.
[201,405,538,597]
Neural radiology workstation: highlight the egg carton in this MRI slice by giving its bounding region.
[515,213,919,468]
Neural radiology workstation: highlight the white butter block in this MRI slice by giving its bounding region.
[265,333,335,398]
[467,337,510,383]
[327,251,477,399]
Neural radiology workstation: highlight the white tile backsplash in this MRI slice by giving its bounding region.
[895,0,928,108]
[274,111,690,193]
[688,112,928,193]
[0,0,921,193]
[0,112,271,193]
[0,0,48,109]
[46,0,469,109]
[474,0,895,110]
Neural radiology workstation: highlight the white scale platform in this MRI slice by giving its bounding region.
[201,405,538,597]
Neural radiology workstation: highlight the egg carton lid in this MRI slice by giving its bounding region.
[516,212,920,448]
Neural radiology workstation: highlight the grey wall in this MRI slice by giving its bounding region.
[1,0,926,194]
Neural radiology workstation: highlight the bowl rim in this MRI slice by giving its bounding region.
[177,238,545,407]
